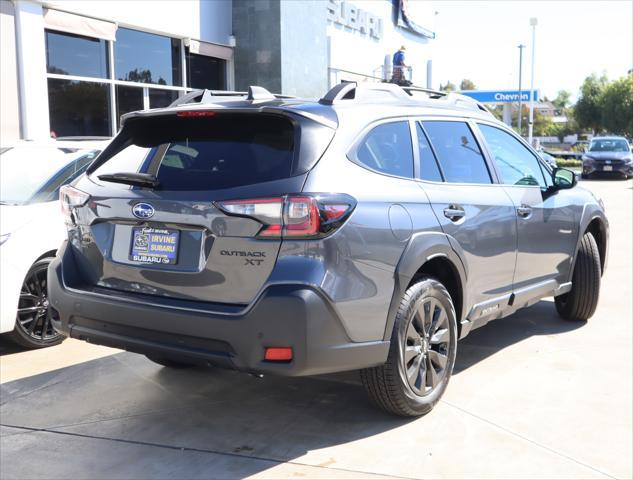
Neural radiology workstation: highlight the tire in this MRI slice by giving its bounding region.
[6,257,65,349]
[555,232,601,321]
[145,355,195,369]
[581,173,589,179]
[360,277,458,417]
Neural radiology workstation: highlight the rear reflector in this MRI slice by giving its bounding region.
[265,347,293,361]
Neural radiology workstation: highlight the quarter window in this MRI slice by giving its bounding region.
[478,124,547,187]
[416,123,443,182]
[356,121,414,178]
[422,121,491,184]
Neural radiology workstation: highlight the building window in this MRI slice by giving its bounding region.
[185,48,226,90]
[44,26,231,137]
[115,85,144,127]
[114,28,182,86]
[148,88,179,108]
[46,30,109,78]
[48,79,110,137]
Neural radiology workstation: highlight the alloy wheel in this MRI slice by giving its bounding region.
[403,297,451,396]
[15,263,60,342]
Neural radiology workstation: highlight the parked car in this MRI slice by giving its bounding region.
[582,136,633,179]
[49,84,608,416]
[0,141,107,348]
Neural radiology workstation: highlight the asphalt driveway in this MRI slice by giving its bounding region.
[1,178,631,479]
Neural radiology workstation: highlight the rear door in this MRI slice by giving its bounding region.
[475,122,578,289]
[71,111,332,305]
[415,119,517,310]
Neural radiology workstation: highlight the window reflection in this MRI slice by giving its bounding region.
[46,30,109,78]
[149,89,179,108]
[48,79,110,137]
[186,49,226,90]
[116,85,144,128]
[114,28,182,86]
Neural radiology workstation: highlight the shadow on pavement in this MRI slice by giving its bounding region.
[0,298,586,478]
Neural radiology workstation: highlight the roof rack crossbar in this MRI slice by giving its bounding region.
[401,86,447,98]
[319,82,493,115]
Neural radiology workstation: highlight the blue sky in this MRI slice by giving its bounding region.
[431,0,632,101]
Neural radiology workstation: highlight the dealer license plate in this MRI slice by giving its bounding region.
[130,227,180,265]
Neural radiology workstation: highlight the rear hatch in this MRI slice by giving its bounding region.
[67,109,335,305]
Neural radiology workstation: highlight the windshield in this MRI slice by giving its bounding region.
[589,139,630,152]
[0,147,98,205]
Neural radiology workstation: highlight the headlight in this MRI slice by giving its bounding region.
[0,233,10,246]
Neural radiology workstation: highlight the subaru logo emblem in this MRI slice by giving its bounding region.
[132,203,155,219]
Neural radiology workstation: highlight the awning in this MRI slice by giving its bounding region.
[188,39,233,60]
[43,8,117,41]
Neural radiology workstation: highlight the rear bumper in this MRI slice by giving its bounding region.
[48,241,389,376]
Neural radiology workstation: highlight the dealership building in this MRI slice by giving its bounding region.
[0,0,435,142]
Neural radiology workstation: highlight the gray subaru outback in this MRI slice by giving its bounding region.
[49,83,608,416]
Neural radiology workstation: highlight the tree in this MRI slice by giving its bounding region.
[440,81,456,92]
[460,79,476,91]
[552,90,572,110]
[601,74,633,137]
[574,73,609,133]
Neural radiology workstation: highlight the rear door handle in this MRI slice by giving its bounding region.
[516,205,532,218]
[443,205,465,221]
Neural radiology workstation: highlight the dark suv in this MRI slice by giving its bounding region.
[49,83,608,416]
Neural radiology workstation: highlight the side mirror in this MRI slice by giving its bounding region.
[552,167,577,190]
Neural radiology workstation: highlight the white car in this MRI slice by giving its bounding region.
[0,141,108,348]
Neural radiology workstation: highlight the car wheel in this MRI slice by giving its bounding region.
[145,355,196,368]
[555,232,601,321]
[581,173,589,179]
[6,257,65,349]
[360,277,457,417]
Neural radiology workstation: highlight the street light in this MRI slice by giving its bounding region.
[527,17,537,145]
[517,44,525,135]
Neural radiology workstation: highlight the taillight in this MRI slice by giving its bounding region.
[60,185,90,225]
[216,194,355,239]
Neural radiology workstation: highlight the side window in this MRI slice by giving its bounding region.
[356,121,414,178]
[422,121,491,184]
[416,123,443,182]
[478,124,547,187]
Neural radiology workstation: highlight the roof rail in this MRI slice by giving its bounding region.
[168,86,294,107]
[319,82,492,114]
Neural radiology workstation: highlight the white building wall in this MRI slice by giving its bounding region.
[14,1,50,140]
[326,0,435,87]
[39,0,233,45]
[6,0,233,142]
[0,1,21,143]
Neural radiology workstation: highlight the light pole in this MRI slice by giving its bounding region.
[517,44,525,135]
[527,17,537,145]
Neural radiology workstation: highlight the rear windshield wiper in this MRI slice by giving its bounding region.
[97,172,160,189]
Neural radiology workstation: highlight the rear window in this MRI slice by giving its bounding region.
[92,114,297,191]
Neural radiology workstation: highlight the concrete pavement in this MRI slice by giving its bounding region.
[1,178,631,479]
